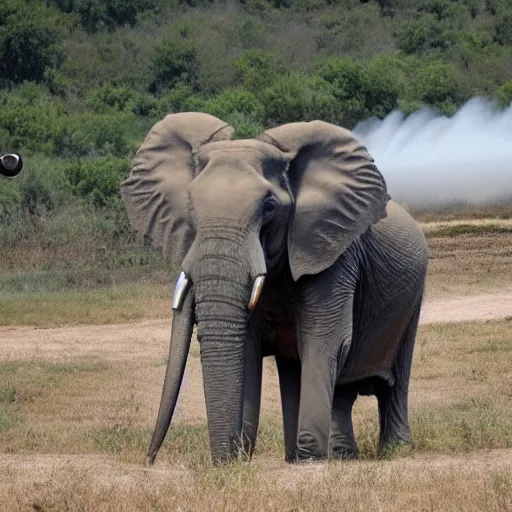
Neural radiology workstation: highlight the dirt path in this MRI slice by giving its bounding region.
[419,290,512,323]
[0,291,511,361]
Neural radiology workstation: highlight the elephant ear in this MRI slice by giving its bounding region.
[258,121,389,281]
[121,112,234,264]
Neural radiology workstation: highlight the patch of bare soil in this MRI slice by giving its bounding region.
[0,291,510,362]
[0,319,173,361]
[420,290,512,323]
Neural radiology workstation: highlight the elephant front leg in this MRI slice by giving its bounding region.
[242,334,262,459]
[296,291,354,461]
[330,383,358,459]
[296,348,337,461]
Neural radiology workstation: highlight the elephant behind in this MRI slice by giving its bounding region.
[120,112,428,464]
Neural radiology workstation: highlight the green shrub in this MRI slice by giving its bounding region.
[55,112,138,158]
[496,80,512,106]
[86,85,137,113]
[16,156,71,218]
[260,74,340,126]
[225,112,265,139]
[64,157,130,211]
[150,37,199,94]
[494,11,512,45]
[414,61,458,106]
[0,155,72,248]
[314,56,400,123]
[393,14,458,54]
[235,50,285,93]
[0,84,67,155]
[85,85,159,117]
[58,31,154,96]
[202,89,264,121]
[156,85,201,115]
[0,0,72,85]
[47,0,157,33]
[0,180,21,218]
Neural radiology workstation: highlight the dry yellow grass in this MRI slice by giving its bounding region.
[411,203,512,223]
[1,212,512,510]
[0,318,511,511]
[0,284,172,327]
[425,230,512,299]
[1,226,511,326]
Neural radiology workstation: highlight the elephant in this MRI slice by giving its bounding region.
[120,112,428,465]
[0,153,23,177]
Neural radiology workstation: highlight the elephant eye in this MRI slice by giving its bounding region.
[262,196,279,221]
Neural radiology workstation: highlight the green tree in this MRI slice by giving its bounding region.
[414,61,458,106]
[315,56,400,123]
[150,37,199,94]
[260,74,340,126]
[393,14,457,54]
[65,157,130,210]
[0,0,71,84]
[497,80,512,106]
[47,0,157,32]
[494,12,512,45]
[235,50,285,92]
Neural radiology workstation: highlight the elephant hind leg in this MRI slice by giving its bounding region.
[329,383,358,460]
[376,297,422,454]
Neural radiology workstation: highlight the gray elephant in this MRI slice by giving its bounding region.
[121,112,428,465]
[0,153,23,177]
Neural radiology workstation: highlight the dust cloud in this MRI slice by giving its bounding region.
[353,97,512,209]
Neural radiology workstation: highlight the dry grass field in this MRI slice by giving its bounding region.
[0,211,511,511]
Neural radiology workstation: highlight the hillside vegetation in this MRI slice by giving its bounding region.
[1,0,511,284]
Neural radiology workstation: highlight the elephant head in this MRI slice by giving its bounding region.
[120,112,389,465]
[0,153,23,177]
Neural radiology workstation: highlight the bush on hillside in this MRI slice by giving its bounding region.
[235,50,285,93]
[0,0,72,85]
[64,157,130,211]
[413,61,458,106]
[260,74,340,126]
[150,37,199,94]
[497,81,512,106]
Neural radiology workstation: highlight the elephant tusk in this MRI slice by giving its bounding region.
[248,275,265,312]
[172,272,191,311]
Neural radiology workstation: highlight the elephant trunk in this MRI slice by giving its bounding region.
[146,292,194,465]
[194,225,254,464]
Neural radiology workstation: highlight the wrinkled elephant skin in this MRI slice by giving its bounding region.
[120,112,428,465]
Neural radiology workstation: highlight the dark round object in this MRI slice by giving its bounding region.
[0,153,23,177]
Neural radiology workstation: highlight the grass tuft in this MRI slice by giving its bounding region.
[425,223,512,238]
[91,424,152,455]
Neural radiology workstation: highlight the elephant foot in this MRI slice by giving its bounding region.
[296,431,329,462]
[378,439,414,459]
[295,454,327,464]
[330,446,358,461]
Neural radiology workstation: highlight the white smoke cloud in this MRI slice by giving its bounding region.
[353,97,512,209]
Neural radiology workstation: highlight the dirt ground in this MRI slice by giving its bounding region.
[0,290,511,362]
